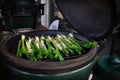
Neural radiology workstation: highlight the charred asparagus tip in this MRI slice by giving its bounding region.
[41,36,45,40]
[57,34,62,38]
[48,36,52,40]
[35,36,39,41]
[28,37,32,43]
[35,36,40,49]
[26,41,33,53]
[22,35,25,40]
[68,33,74,37]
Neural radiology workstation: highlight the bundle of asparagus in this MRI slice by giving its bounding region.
[17,33,97,62]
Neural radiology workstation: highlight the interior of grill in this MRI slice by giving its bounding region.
[6,31,92,61]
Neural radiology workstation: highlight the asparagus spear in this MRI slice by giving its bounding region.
[36,38,45,61]
[33,36,43,61]
[56,34,69,56]
[48,36,64,61]
[40,36,48,59]
[34,36,40,49]
[68,37,82,54]
[29,38,38,61]
[57,34,74,54]
[17,40,22,57]
[68,33,97,48]
[67,35,82,54]
[20,35,30,59]
[26,37,33,53]
[44,36,53,60]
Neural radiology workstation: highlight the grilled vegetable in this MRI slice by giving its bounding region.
[59,34,82,55]
[68,33,97,48]
[55,35,69,56]
[39,36,48,60]
[28,37,37,61]
[17,33,97,62]
[17,35,29,59]
[44,36,53,60]
[36,36,45,60]
[48,36,64,61]
[17,40,22,57]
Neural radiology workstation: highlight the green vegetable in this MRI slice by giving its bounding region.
[39,36,48,59]
[29,39,37,61]
[68,33,97,48]
[36,38,45,61]
[16,33,97,62]
[44,36,53,60]
[55,35,69,56]
[58,34,74,54]
[20,35,30,59]
[17,40,22,57]
[48,36,64,61]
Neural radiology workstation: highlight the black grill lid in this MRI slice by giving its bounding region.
[55,0,118,40]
